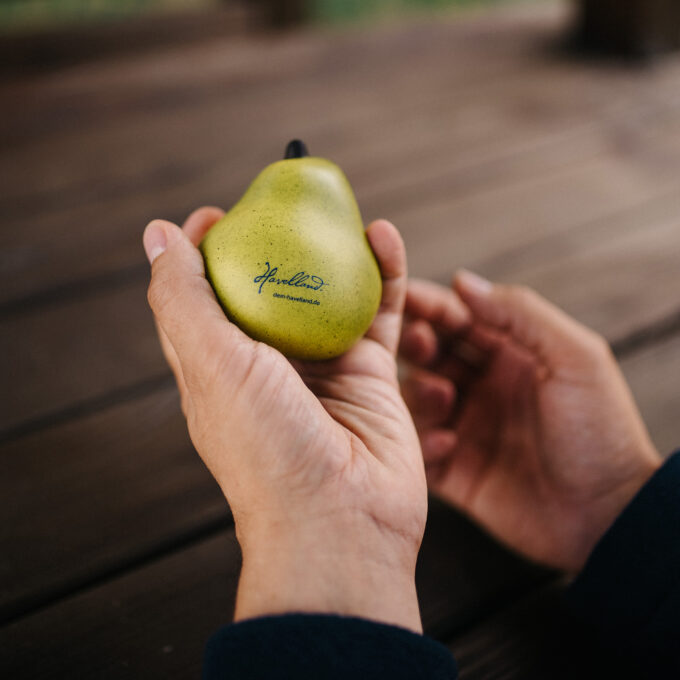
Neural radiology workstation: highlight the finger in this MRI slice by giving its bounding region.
[405,278,472,334]
[420,428,457,465]
[454,270,604,369]
[425,458,452,488]
[364,219,408,355]
[429,354,480,394]
[400,317,493,390]
[401,369,455,428]
[143,219,247,377]
[400,319,439,365]
[462,323,504,356]
[182,206,224,246]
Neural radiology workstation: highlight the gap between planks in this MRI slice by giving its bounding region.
[2,300,679,449]
[3,61,680,312]
[4,9,680,306]
[3,96,680,432]
[3,307,680,627]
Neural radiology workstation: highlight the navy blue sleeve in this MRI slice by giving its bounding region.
[203,613,458,680]
[566,450,680,676]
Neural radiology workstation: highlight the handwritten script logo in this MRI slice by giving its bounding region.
[254,262,328,295]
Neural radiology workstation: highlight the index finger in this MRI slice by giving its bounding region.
[405,278,472,332]
[182,206,224,246]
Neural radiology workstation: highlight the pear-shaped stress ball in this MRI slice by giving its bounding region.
[199,140,382,360]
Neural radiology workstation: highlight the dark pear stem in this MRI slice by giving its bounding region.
[284,139,309,159]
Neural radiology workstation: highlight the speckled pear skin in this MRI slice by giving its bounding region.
[199,147,382,360]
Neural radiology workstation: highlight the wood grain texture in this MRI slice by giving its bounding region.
[2,331,678,632]
[404,125,680,286]
[621,333,680,457]
[0,279,164,435]
[2,531,242,680]
[2,3,680,676]
[0,3,257,77]
[0,8,556,305]
[3,65,680,431]
[467,183,680,344]
[4,2,680,307]
[3,162,678,437]
[0,500,549,679]
[3,3,680,435]
[0,386,227,623]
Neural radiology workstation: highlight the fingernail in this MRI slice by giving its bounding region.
[457,269,492,295]
[143,221,167,265]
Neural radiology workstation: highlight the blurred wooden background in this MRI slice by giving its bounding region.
[1,1,680,677]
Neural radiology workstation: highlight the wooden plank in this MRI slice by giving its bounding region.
[0,17,564,305]
[5,4,680,306]
[0,386,226,623]
[2,7,679,670]
[0,4,257,77]
[1,327,678,631]
[1,531,241,680]
[10,415,679,680]
[621,333,680,457]
[0,9,552,179]
[465,182,680,343]
[0,2,565,148]
[4,130,679,434]
[0,278,165,435]
[0,500,549,679]
[404,118,680,284]
[5,73,680,312]
[6,323,676,672]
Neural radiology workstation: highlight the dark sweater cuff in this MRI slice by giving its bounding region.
[566,450,680,675]
[203,614,458,680]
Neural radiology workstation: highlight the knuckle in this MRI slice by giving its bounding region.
[512,284,538,306]
[147,273,172,316]
[577,325,613,366]
[589,330,612,357]
[500,283,537,308]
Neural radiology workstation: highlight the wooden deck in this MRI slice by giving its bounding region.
[2,2,680,677]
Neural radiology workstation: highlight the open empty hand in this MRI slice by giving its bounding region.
[144,208,426,631]
[399,273,661,571]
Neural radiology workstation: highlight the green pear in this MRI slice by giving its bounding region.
[199,140,382,360]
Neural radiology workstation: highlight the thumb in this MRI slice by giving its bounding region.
[454,270,606,367]
[363,219,408,355]
[144,219,244,372]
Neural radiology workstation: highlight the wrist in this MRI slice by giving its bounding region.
[573,448,662,572]
[234,512,423,633]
